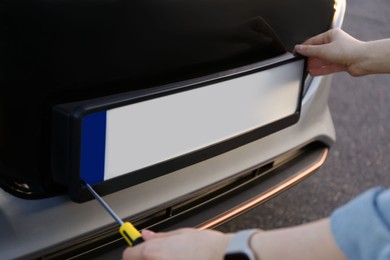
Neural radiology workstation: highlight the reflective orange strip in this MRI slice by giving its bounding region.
[197,148,328,230]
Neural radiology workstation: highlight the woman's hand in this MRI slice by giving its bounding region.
[294,28,366,76]
[122,228,232,260]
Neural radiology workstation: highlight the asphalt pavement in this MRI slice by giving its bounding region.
[217,0,390,231]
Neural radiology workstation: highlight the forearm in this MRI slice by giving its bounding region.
[249,218,345,260]
[122,219,346,260]
[356,39,390,75]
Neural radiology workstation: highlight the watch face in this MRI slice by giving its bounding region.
[224,252,251,260]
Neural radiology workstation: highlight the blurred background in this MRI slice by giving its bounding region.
[218,0,390,231]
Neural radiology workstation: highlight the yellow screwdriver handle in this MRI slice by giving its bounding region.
[119,222,144,247]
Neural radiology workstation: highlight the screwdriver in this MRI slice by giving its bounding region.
[83,181,144,247]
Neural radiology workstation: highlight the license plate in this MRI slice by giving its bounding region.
[52,53,305,202]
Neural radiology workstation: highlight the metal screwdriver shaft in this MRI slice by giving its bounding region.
[84,182,124,225]
[83,181,144,247]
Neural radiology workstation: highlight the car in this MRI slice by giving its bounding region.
[0,0,346,258]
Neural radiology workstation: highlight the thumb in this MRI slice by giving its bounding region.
[294,44,326,58]
[141,229,172,240]
[141,229,157,240]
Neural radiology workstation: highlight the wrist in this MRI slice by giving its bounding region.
[353,41,372,76]
[224,229,261,260]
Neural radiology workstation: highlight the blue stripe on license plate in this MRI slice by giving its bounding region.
[80,111,107,184]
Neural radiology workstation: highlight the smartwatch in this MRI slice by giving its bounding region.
[224,229,258,260]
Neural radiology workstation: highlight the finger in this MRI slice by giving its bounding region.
[308,64,346,76]
[123,246,144,260]
[142,228,195,240]
[294,44,333,59]
[142,229,157,240]
[141,230,171,241]
[307,58,333,70]
[161,228,196,236]
[122,247,132,259]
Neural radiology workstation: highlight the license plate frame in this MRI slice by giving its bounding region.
[52,54,306,202]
